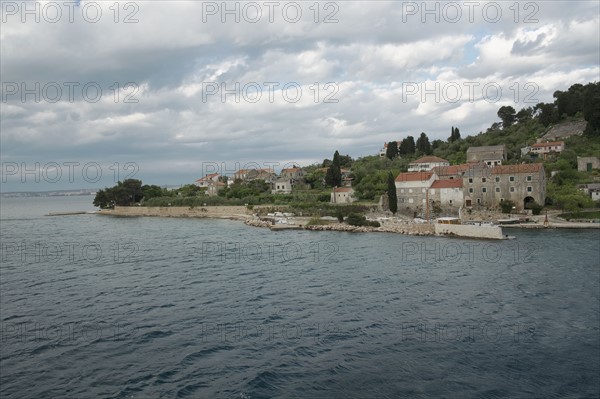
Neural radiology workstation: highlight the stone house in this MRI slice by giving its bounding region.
[206,181,226,197]
[577,156,600,172]
[280,167,304,180]
[234,168,276,183]
[466,145,507,166]
[395,171,435,214]
[330,187,355,204]
[428,179,464,211]
[271,179,293,195]
[463,163,546,210]
[195,173,221,187]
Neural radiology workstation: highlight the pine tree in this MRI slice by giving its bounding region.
[325,150,342,187]
[399,136,415,155]
[416,132,431,155]
[385,141,398,160]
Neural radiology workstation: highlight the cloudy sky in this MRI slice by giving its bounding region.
[1,0,599,191]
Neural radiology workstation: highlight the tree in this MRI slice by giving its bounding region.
[416,132,431,155]
[448,126,461,142]
[516,107,533,122]
[399,135,415,155]
[387,171,397,214]
[338,154,353,168]
[142,184,164,201]
[432,139,444,150]
[534,102,558,127]
[583,82,600,137]
[93,179,143,208]
[385,141,398,160]
[325,150,342,187]
[497,106,516,128]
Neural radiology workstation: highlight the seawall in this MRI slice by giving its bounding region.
[98,205,253,220]
[435,223,505,239]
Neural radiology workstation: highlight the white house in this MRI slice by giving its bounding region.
[331,187,355,204]
[408,156,450,172]
[529,141,565,159]
[271,179,293,195]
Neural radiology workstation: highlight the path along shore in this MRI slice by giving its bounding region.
[96,206,599,235]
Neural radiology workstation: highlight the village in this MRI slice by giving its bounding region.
[95,82,600,234]
[191,135,599,222]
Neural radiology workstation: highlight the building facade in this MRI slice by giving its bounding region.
[528,141,565,159]
[330,187,355,204]
[395,171,435,214]
[466,145,507,166]
[407,156,449,172]
[577,156,600,172]
[463,163,546,210]
[271,179,293,195]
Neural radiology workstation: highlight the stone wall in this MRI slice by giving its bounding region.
[434,223,505,239]
[100,206,252,219]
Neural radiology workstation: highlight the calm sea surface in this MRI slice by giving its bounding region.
[1,196,599,398]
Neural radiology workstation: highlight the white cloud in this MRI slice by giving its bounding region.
[1,0,599,189]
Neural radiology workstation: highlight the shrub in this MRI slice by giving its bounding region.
[307,217,329,226]
[500,200,516,214]
[346,213,367,226]
[530,201,543,215]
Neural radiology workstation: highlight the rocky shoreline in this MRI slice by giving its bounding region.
[244,218,436,236]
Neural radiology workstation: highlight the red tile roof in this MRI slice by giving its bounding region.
[433,163,475,176]
[333,187,353,193]
[195,173,219,182]
[491,163,544,174]
[281,167,302,173]
[531,141,564,148]
[395,171,434,182]
[430,179,463,189]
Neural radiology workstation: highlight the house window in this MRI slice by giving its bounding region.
[495,187,500,193]
[482,178,487,183]
[482,187,487,193]
[469,188,474,193]
[401,189,405,193]
[449,200,453,205]
[468,178,474,184]
[409,189,413,193]
[495,177,500,183]
[477,198,481,204]
[509,176,515,182]
[510,187,515,192]
[500,198,504,203]
[527,175,532,181]
[527,186,533,192]
[409,198,414,204]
